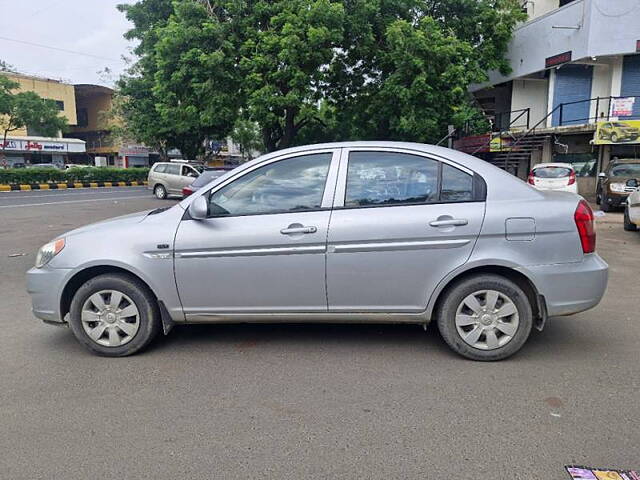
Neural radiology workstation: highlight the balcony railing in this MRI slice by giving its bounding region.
[493,96,640,132]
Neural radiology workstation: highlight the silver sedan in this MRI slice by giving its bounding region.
[26,142,608,360]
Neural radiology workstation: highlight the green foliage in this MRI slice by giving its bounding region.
[0,167,149,185]
[0,75,68,144]
[118,0,525,152]
[230,117,264,161]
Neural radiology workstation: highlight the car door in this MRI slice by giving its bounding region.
[326,148,485,312]
[163,163,182,194]
[173,150,339,318]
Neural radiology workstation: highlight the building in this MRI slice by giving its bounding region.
[0,72,86,167]
[68,84,155,167]
[457,0,640,196]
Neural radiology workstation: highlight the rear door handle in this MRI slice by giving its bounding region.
[429,218,468,227]
[280,226,317,235]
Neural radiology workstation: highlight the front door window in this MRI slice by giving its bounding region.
[208,153,332,217]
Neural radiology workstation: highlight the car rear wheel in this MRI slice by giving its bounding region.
[436,274,533,361]
[68,273,161,356]
[624,206,638,231]
[154,184,167,199]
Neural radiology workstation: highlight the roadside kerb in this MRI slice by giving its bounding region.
[0,181,148,192]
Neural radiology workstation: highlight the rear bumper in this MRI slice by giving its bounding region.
[26,266,71,323]
[521,254,608,317]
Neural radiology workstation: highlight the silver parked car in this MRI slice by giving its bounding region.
[147,161,200,199]
[27,142,608,360]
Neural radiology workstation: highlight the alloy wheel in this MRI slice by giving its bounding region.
[454,289,520,350]
[80,290,140,347]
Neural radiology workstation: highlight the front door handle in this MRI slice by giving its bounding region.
[280,225,317,235]
[429,218,468,228]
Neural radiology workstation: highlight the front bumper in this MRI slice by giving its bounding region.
[522,253,609,317]
[26,266,72,323]
[605,192,629,207]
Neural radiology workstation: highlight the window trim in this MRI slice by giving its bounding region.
[334,147,482,210]
[198,149,341,220]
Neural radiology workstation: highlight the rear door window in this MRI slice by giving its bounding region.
[441,164,474,202]
[164,164,180,175]
[345,152,439,207]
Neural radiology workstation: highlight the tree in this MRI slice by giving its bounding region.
[230,117,263,161]
[118,0,525,153]
[0,75,68,165]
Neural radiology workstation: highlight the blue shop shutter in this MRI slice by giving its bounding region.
[621,54,640,120]
[552,64,593,126]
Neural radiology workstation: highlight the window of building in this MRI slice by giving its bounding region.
[76,108,88,127]
[208,153,332,217]
[54,100,64,111]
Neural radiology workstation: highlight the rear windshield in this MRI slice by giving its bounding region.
[610,163,640,177]
[533,166,572,178]
[191,170,229,188]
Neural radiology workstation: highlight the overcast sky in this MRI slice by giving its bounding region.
[0,0,136,86]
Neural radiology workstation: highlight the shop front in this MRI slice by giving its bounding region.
[0,136,86,167]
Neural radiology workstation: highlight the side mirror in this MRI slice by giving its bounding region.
[598,172,607,178]
[188,195,208,220]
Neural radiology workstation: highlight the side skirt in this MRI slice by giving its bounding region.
[183,311,431,325]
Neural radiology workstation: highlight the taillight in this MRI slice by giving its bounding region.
[568,171,576,185]
[182,187,193,197]
[574,200,595,254]
[528,172,535,185]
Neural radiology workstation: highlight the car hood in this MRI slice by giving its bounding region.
[61,209,159,238]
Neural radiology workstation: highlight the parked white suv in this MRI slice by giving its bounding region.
[148,161,201,199]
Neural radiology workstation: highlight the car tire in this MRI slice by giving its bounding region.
[624,207,638,231]
[601,194,611,212]
[68,273,162,357]
[611,133,619,143]
[436,274,533,361]
[154,184,167,200]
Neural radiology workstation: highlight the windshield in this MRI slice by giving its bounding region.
[533,166,572,178]
[610,163,640,177]
[191,169,229,188]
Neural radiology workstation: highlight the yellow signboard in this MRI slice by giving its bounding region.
[594,120,640,145]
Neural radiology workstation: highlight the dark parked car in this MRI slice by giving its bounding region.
[182,167,234,197]
[597,159,640,211]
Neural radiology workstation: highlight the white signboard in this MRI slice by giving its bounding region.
[610,97,636,117]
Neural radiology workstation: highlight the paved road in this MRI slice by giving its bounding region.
[0,186,151,208]
[0,196,638,479]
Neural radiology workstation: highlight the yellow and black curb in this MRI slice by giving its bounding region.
[0,181,148,192]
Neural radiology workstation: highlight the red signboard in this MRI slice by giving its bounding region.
[453,134,491,153]
[546,51,572,68]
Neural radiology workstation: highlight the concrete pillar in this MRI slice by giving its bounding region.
[546,69,556,128]
[541,137,553,163]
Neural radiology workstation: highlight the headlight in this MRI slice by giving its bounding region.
[35,238,66,268]
[610,183,627,193]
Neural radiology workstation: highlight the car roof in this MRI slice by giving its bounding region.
[611,158,640,164]
[532,162,573,170]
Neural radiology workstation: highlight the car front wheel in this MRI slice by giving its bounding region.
[436,274,533,361]
[68,273,162,356]
[154,184,167,199]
